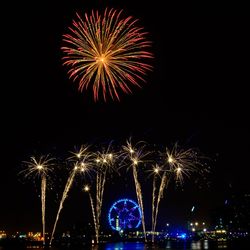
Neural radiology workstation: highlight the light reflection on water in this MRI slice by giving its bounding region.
[105,242,146,250]
[0,240,239,250]
[191,241,202,249]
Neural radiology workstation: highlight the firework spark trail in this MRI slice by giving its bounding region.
[150,143,208,242]
[154,172,167,230]
[165,143,206,184]
[151,174,156,238]
[95,171,107,243]
[89,192,98,241]
[152,172,169,242]
[150,164,161,240]
[61,8,153,101]
[94,146,117,244]
[132,165,147,242]
[95,172,102,244]
[84,186,98,244]
[41,176,46,245]
[121,139,150,242]
[50,169,76,245]
[99,170,107,214]
[20,155,54,246]
[151,144,197,240]
[96,170,107,240]
[51,144,95,244]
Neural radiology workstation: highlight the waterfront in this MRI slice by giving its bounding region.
[1,240,250,250]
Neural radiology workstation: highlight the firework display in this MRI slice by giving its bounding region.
[49,145,94,245]
[149,143,207,242]
[61,8,153,101]
[84,142,118,244]
[121,138,151,242]
[20,140,208,245]
[20,155,54,246]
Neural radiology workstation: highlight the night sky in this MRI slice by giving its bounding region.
[1,1,249,234]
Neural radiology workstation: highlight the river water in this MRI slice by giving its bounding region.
[0,240,249,250]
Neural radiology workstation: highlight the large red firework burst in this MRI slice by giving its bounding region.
[61,8,153,101]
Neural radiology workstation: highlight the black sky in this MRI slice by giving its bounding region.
[1,1,249,233]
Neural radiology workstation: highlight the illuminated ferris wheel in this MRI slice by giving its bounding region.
[108,198,142,231]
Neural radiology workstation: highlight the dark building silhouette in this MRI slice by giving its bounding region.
[211,190,250,232]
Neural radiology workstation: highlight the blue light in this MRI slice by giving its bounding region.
[180,233,187,239]
[108,198,142,231]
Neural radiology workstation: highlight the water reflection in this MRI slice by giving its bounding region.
[105,242,146,250]
[217,241,228,249]
[0,240,245,250]
[165,241,171,249]
[203,240,209,249]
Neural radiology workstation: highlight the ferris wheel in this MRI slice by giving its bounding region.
[108,198,142,231]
